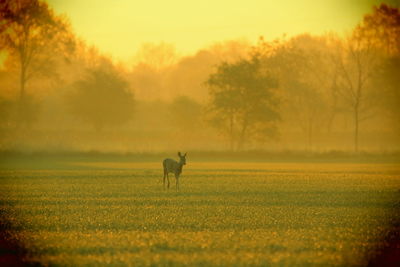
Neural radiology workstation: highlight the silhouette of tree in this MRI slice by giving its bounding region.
[360,4,400,135]
[206,56,279,150]
[133,42,178,71]
[358,4,400,56]
[67,66,135,131]
[334,4,400,152]
[169,96,202,130]
[270,34,339,151]
[376,56,400,132]
[0,0,74,125]
[333,32,377,152]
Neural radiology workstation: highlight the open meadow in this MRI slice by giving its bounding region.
[0,157,399,266]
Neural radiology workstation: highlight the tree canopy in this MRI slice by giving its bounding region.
[206,56,279,150]
[67,67,135,131]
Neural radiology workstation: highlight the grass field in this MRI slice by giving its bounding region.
[1,159,399,266]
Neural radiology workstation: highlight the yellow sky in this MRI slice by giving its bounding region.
[46,0,390,62]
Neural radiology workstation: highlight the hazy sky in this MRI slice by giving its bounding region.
[46,0,391,62]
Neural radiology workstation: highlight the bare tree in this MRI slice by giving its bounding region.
[333,30,378,152]
[0,0,73,124]
[267,34,338,150]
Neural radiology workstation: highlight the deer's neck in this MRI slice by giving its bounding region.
[177,162,183,172]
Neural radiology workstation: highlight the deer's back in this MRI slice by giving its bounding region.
[163,158,179,173]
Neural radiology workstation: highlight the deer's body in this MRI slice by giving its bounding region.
[163,152,186,190]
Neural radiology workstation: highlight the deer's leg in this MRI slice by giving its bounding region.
[167,173,170,189]
[163,170,166,190]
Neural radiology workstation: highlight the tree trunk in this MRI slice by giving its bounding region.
[229,112,234,151]
[16,60,27,128]
[354,103,359,153]
[19,67,26,101]
[237,116,248,151]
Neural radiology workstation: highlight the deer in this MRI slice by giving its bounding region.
[163,152,187,190]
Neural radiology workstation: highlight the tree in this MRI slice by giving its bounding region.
[208,39,251,63]
[0,0,73,124]
[333,32,378,152]
[167,96,203,144]
[358,4,400,56]
[129,63,163,100]
[206,56,279,150]
[133,42,178,71]
[360,4,400,137]
[169,96,202,130]
[376,56,400,132]
[67,66,135,131]
[334,4,399,152]
[267,34,339,150]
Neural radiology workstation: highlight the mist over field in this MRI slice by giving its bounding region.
[1,1,400,266]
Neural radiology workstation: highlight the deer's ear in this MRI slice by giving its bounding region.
[178,152,181,157]
[184,152,187,157]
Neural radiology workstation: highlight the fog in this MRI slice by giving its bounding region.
[0,1,399,154]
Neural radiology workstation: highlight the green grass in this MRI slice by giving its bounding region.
[1,162,399,266]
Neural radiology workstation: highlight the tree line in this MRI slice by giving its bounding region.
[0,0,399,152]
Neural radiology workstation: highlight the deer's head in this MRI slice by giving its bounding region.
[178,152,187,165]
